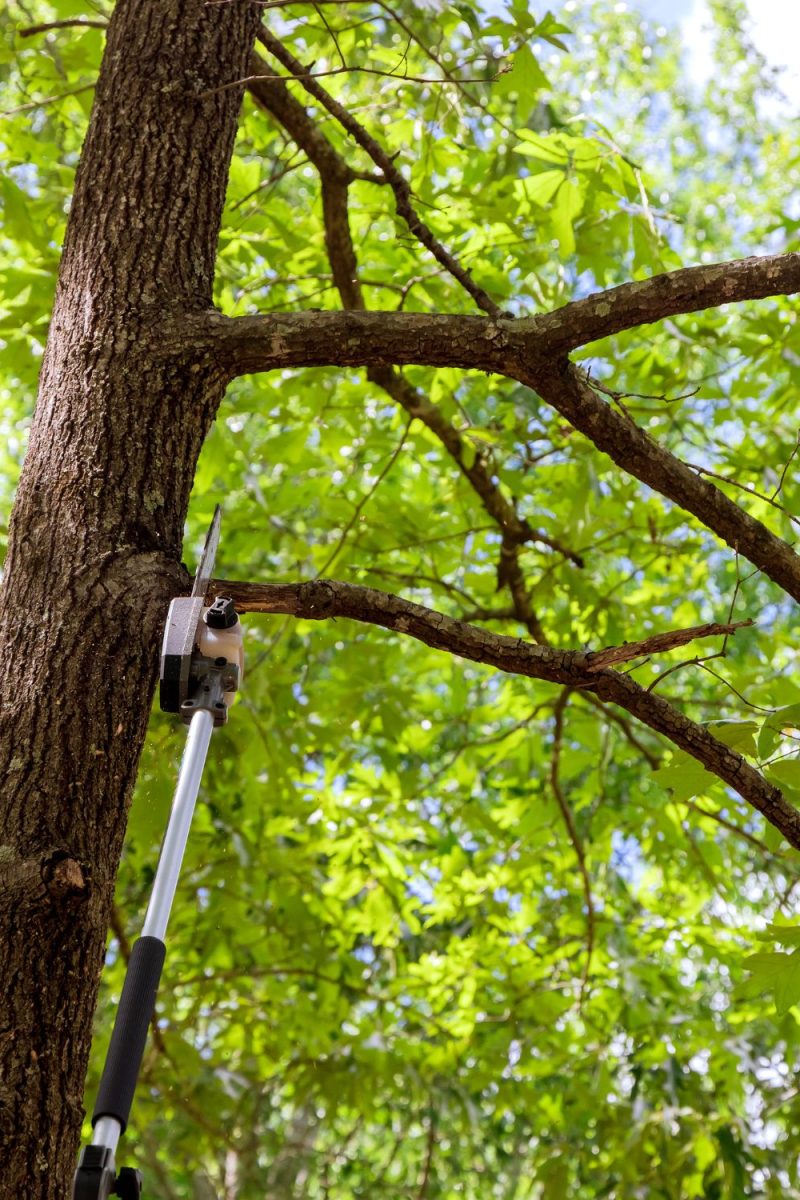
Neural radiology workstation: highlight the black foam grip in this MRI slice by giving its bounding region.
[92,936,166,1132]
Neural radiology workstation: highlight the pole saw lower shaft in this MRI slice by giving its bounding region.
[92,710,213,1134]
[73,710,217,1200]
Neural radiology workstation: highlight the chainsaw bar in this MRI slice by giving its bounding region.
[191,504,221,602]
[159,507,221,713]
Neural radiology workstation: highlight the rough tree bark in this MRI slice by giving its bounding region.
[0,3,259,1195]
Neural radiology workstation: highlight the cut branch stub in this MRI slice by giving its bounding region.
[583,619,753,671]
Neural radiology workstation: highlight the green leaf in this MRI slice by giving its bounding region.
[505,46,550,122]
[515,130,567,164]
[775,951,800,1015]
[652,752,716,803]
[757,922,800,947]
[519,169,566,206]
[694,1133,717,1173]
[758,704,800,759]
[706,720,758,755]
[550,177,583,258]
[765,759,800,795]
[736,950,800,1014]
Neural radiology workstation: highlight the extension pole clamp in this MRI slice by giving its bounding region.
[72,508,243,1200]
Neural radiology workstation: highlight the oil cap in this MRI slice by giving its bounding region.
[206,596,238,629]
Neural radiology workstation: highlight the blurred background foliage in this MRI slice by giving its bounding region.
[3,0,800,1195]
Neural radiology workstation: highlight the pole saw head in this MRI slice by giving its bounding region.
[159,506,244,725]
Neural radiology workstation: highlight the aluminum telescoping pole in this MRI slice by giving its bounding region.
[142,709,214,940]
[90,709,215,1155]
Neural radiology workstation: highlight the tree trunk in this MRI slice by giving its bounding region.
[0,3,258,1194]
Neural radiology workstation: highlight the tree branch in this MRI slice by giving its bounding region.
[213,577,800,847]
[245,60,580,647]
[196,307,800,602]
[534,361,800,604]
[201,307,513,374]
[367,365,584,572]
[239,65,800,608]
[2,82,96,117]
[245,55,364,310]
[209,66,496,95]
[537,253,800,353]
[255,25,503,317]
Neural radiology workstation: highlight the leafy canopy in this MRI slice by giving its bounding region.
[2,0,800,1195]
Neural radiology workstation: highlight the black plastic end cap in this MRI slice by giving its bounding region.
[114,1168,144,1199]
[72,1145,116,1200]
[206,596,238,629]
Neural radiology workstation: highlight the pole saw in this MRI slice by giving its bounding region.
[72,507,244,1200]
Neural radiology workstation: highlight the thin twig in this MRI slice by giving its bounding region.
[1,81,95,117]
[18,18,108,36]
[231,150,306,211]
[313,0,346,70]
[204,65,493,97]
[550,689,594,1007]
[208,0,363,6]
[771,430,800,501]
[686,461,800,528]
[696,661,776,713]
[141,1130,182,1200]
[415,1107,436,1200]
[589,377,700,407]
[646,651,725,695]
[684,800,775,854]
[316,419,411,576]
